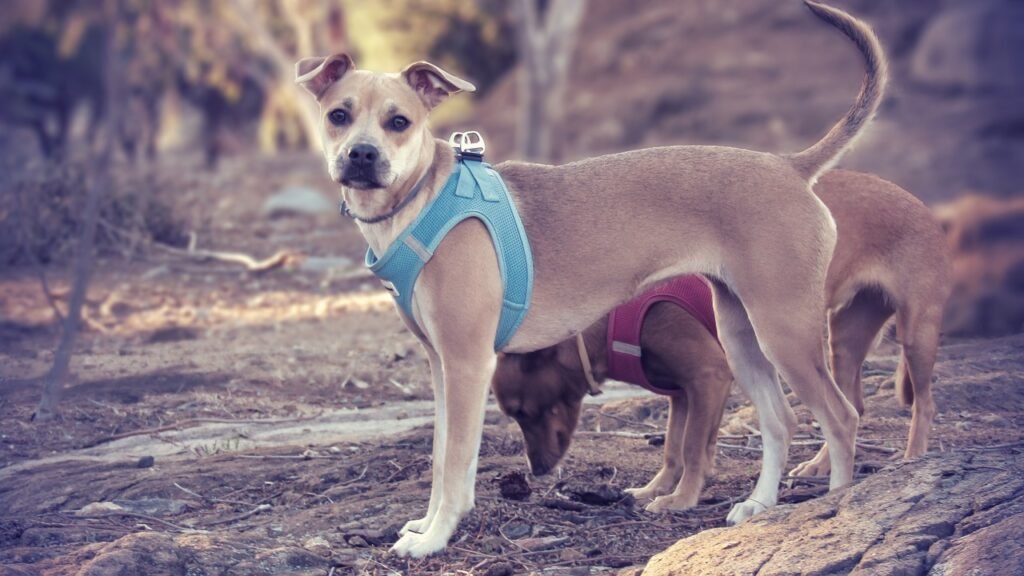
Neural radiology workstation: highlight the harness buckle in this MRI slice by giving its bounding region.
[448,131,486,160]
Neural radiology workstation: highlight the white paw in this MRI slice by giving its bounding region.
[400,517,429,536]
[390,529,448,558]
[726,498,770,526]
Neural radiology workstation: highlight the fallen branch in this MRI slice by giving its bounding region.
[65,511,194,533]
[577,430,649,439]
[203,503,271,527]
[152,233,299,273]
[173,482,253,508]
[957,439,1024,452]
[597,411,661,431]
[83,415,318,448]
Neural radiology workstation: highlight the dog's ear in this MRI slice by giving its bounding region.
[520,347,557,373]
[401,61,476,110]
[295,53,354,100]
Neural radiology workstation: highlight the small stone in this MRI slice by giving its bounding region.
[303,536,331,553]
[559,548,585,562]
[77,502,125,516]
[137,455,155,468]
[501,520,532,540]
[519,535,569,551]
[484,562,514,576]
[347,535,369,547]
[563,483,631,506]
[498,470,532,501]
[262,186,334,217]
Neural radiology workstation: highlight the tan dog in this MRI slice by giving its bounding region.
[493,169,951,511]
[297,1,885,557]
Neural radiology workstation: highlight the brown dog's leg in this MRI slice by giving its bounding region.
[792,291,893,477]
[627,396,687,502]
[703,365,732,477]
[896,304,943,459]
[647,370,728,512]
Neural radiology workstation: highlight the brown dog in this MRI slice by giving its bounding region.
[493,169,951,510]
[298,2,884,556]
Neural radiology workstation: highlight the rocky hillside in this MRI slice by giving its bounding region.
[462,0,1023,204]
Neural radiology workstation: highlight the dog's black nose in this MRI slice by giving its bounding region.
[348,144,379,167]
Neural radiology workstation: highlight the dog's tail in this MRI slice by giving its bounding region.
[788,1,887,183]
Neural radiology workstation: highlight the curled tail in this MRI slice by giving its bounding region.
[788,1,888,183]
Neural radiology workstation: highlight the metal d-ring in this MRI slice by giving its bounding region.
[448,131,486,157]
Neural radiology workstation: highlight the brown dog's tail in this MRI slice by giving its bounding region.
[788,1,888,183]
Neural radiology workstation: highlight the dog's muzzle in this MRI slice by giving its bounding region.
[339,143,386,189]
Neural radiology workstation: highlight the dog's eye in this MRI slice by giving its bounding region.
[389,115,410,132]
[328,109,349,126]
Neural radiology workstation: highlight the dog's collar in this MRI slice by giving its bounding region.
[575,332,603,397]
[339,168,431,224]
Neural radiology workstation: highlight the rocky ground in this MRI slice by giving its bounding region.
[3,0,1024,566]
[1,154,1022,574]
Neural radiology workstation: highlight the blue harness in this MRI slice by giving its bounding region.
[364,149,534,351]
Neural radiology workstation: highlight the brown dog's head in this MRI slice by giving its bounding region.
[492,344,591,475]
[294,54,475,206]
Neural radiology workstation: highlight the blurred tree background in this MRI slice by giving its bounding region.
[1,0,1022,419]
[0,0,515,166]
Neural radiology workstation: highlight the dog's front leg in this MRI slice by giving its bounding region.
[400,344,446,536]
[627,395,687,503]
[391,352,495,557]
[389,218,501,558]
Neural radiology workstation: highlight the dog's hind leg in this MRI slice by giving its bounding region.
[711,283,798,524]
[400,344,446,536]
[896,303,942,460]
[791,289,893,477]
[738,287,860,491]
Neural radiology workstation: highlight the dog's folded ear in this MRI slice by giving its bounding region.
[401,61,476,110]
[295,53,354,100]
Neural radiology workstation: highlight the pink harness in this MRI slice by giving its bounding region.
[606,276,718,396]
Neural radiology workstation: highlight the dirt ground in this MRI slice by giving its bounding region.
[2,153,1023,575]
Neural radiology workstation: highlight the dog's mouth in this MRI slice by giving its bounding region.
[339,166,385,190]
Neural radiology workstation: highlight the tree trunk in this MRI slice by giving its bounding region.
[515,0,584,163]
[236,0,348,150]
[34,0,120,421]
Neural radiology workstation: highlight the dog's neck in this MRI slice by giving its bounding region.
[345,137,456,257]
[560,318,610,396]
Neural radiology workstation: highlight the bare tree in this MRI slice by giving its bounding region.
[232,0,348,148]
[33,0,122,422]
[514,0,585,162]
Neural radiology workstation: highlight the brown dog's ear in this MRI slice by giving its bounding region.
[520,347,557,373]
[295,53,354,100]
[401,61,476,110]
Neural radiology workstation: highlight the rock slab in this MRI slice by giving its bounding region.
[643,451,1024,576]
